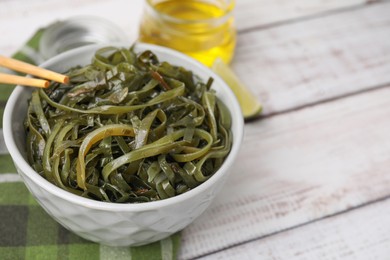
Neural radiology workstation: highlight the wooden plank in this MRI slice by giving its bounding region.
[233,2,390,115]
[198,198,390,260]
[235,0,375,31]
[179,86,390,259]
[0,0,380,56]
[0,0,377,32]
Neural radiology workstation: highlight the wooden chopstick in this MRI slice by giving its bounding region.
[0,73,49,88]
[0,55,69,88]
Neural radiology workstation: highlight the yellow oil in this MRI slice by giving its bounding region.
[139,0,236,67]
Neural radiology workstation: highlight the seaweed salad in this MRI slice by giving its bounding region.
[25,46,232,203]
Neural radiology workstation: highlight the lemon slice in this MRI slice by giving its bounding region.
[212,58,262,120]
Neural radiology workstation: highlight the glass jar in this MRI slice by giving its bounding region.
[39,16,128,60]
[138,0,236,67]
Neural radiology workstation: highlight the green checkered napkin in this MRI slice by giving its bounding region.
[0,29,180,260]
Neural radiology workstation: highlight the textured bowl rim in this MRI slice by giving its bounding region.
[3,43,244,212]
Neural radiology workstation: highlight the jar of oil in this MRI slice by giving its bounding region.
[139,0,236,67]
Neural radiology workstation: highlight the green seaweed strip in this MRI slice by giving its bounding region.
[25,46,233,203]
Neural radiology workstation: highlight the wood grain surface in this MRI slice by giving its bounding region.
[179,85,390,259]
[199,197,390,260]
[235,0,378,31]
[233,2,390,115]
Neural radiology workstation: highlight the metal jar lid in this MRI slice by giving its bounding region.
[39,16,129,59]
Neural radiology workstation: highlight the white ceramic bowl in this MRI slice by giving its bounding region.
[3,43,244,246]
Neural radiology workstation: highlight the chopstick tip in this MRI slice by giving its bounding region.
[63,75,70,84]
[43,81,50,88]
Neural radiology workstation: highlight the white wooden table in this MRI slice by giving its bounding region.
[1,0,390,259]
